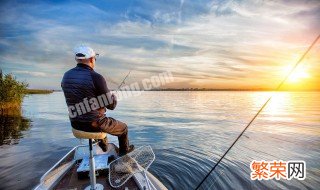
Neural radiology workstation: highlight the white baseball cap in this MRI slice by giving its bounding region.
[74,45,99,59]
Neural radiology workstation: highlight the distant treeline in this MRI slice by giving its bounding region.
[149,88,269,91]
[26,89,54,94]
[149,88,319,91]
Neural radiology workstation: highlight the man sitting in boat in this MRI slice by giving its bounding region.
[61,45,134,156]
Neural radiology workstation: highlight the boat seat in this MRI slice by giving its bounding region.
[72,128,107,140]
[71,127,106,190]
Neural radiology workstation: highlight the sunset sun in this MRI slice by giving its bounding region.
[287,68,310,83]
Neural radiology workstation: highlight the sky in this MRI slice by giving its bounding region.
[0,0,319,90]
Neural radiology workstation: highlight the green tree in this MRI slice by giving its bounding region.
[0,69,28,115]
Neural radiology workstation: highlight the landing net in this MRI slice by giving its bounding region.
[109,145,155,188]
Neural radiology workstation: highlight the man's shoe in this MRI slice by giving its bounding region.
[98,138,108,152]
[119,145,135,157]
[127,145,135,154]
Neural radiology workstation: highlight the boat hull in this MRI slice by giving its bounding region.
[34,143,167,190]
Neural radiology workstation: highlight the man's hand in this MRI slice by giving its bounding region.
[107,93,117,110]
[97,107,106,117]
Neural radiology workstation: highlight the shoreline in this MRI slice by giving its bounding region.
[0,102,21,116]
[51,89,320,92]
[26,89,54,94]
[0,89,53,116]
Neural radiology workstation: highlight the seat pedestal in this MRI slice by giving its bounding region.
[84,139,104,190]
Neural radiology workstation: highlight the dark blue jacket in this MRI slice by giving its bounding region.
[61,63,110,131]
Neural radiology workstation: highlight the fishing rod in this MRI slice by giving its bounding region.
[194,34,320,190]
[117,70,132,91]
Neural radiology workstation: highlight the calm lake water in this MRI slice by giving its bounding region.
[0,91,319,190]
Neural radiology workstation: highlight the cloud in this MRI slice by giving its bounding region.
[0,0,319,89]
[13,70,47,77]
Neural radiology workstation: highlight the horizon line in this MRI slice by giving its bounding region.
[30,88,320,92]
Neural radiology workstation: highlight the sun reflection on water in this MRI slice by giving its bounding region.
[264,93,292,120]
[250,92,320,137]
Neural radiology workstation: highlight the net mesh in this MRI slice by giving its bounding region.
[109,145,155,188]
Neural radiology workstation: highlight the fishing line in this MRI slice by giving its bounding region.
[194,34,320,190]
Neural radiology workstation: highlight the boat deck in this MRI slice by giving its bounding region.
[55,163,138,190]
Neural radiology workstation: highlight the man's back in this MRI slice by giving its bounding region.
[61,63,101,123]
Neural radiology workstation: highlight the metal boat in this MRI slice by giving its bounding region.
[34,143,167,190]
